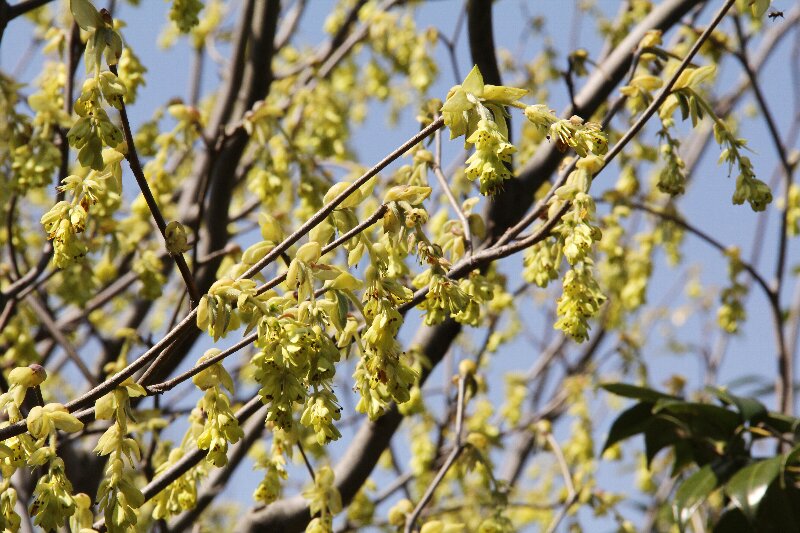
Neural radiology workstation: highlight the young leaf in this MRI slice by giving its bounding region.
[602,401,654,452]
[707,387,767,424]
[724,456,782,521]
[600,382,677,402]
[673,464,719,527]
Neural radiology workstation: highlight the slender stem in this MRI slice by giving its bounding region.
[543,432,577,533]
[109,65,201,307]
[25,294,97,385]
[433,126,472,255]
[5,195,20,278]
[146,333,257,393]
[404,376,467,533]
[621,201,773,301]
[733,16,795,291]
[297,439,316,482]
[188,46,204,106]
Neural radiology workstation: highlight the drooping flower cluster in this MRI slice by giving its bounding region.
[660,64,772,211]
[151,407,209,520]
[303,466,343,533]
[93,378,147,533]
[253,428,290,504]
[355,265,418,419]
[441,66,527,195]
[170,0,205,33]
[524,105,608,158]
[530,156,607,342]
[717,247,748,333]
[193,349,244,466]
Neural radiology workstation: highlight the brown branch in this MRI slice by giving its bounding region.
[543,432,578,533]
[109,64,201,307]
[25,294,97,386]
[142,0,281,386]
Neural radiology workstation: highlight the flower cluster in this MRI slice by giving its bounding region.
[415,269,470,326]
[0,367,86,530]
[193,349,244,466]
[152,448,198,519]
[251,303,343,447]
[68,72,126,170]
[717,247,747,333]
[660,64,772,211]
[789,184,800,237]
[464,118,517,195]
[524,106,608,158]
[523,237,561,288]
[441,66,527,195]
[151,408,209,520]
[197,277,263,340]
[540,156,607,342]
[361,5,439,93]
[170,0,205,33]
[656,126,687,196]
[29,456,78,531]
[354,265,418,419]
[12,63,70,191]
[303,466,342,533]
[253,429,290,504]
[94,378,147,532]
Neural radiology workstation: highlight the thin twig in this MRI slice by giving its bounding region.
[146,333,257,393]
[733,15,795,415]
[297,439,316,482]
[109,65,201,307]
[620,201,773,299]
[404,376,468,533]
[25,294,97,385]
[433,125,472,255]
[543,432,578,533]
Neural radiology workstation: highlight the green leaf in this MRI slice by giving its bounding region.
[644,417,683,466]
[673,464,719,527]
[70,0,102,30]
[752,0,771,18]
[600,382,678,402]
[708,387,767,423]
[724,456,783,521]
[462,65,484,96]
[755,480,800,531]
[482,85,528,104]
[602,402,654,452]
[653,399,741,439]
